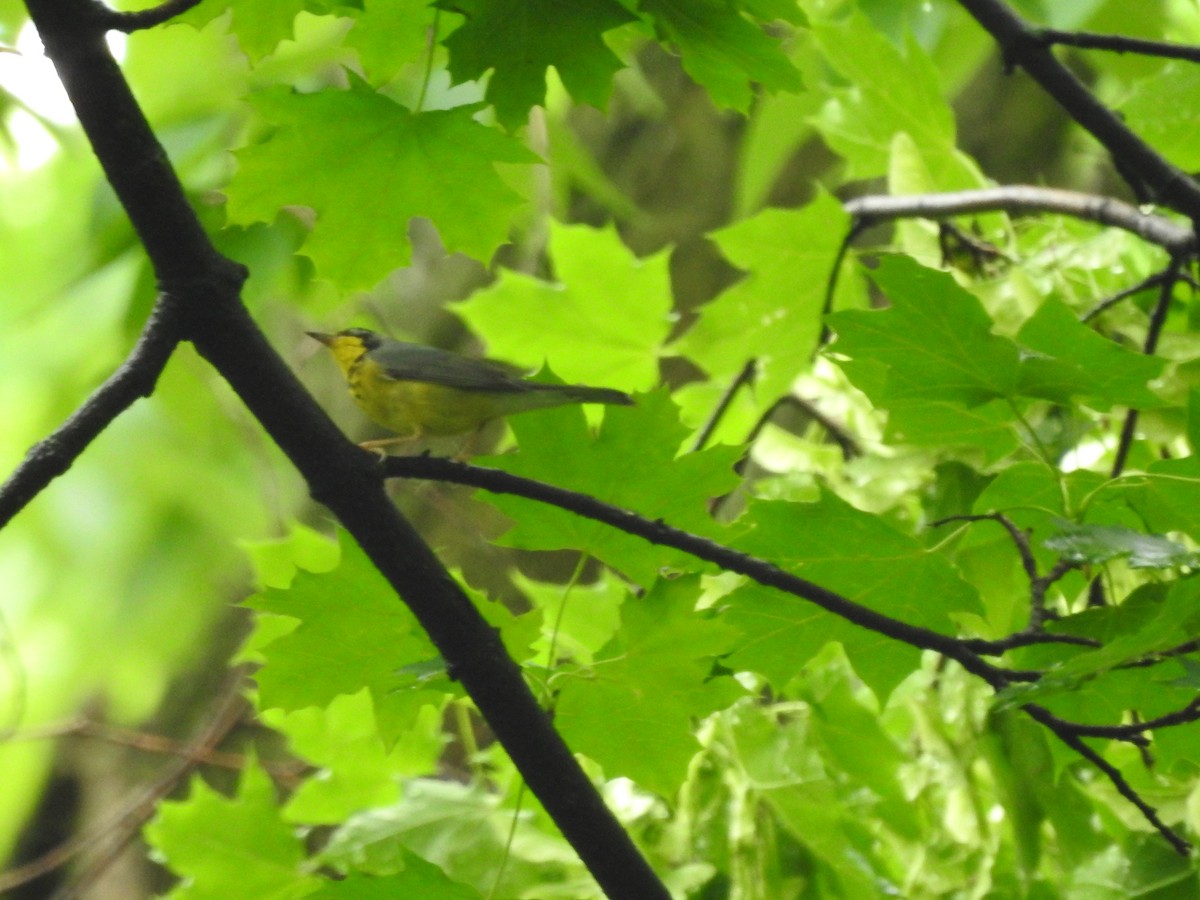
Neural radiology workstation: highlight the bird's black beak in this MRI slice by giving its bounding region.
[306,331,334,346]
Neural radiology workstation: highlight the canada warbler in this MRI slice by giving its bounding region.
[308,328,633,450]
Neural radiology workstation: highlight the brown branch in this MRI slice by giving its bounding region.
[3,716,307,785]
[0,672,249,896]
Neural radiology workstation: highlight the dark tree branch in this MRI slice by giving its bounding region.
[1038,28,1200,64]
[843,187,1194,253]
[94,0,203,32]
[955,0,1200,218]
[928,513,1080,632]
[1111,255,1183,477]
[16,2,670,896]
[383,457,1196,848]
[1080,268,1182,323]
[381,456,1026,687]
[1035,697,1200,741]
[0,299,181,530]
[1024,702,1191,854]
[690,357,757,453]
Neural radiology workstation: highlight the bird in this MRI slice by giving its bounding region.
[307,328,633,451]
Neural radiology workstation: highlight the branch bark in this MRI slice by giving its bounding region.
[955,0,1200,219]
[15,1,669,896]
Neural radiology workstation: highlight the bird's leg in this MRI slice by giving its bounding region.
[359,429,424,454]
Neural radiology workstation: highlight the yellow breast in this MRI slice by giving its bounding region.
[350,362,505,437]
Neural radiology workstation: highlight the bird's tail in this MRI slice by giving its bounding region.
[533,383,634,406]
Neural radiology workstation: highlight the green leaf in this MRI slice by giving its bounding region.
[828,256,1021,407]
[145,763,318,899]
[309,866,481,899]
[1016,299,1164,409]
[884,398,1019,462]
[484,389,744,585]
[439,0,636,129]
[1120,63,1200,172]
[973,461,1067,517]
[724,491,982,697]
[227,81,539,291]
[245,533,442,748]
[454,222,669,391]
[636,0,803,111]
[676,192,850,405]
[179,0,312,61]
[267,691,446,823]
[555,577,743,797]
[807,9,979,186]
[515,570,625,666]
[345,0,435,85]
[1043,520,1198,570]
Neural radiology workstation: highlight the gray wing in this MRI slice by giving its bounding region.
[371,341,529,393]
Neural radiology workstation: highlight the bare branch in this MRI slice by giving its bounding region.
[93,0,203,32]
[1025,703,1191,854]
[844,187,1194,253]
[1038,28,1200,64]
[0,672,248,895]
[928,513,1080,631]
[955,0,1200,217]
[1111,255,1184,476]
[1081,268,1178,323]
[0,301,181,530]
[382,456,1026,687]
[691,358,757,453]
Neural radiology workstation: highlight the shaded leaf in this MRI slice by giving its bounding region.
[439,0,635,128]
[228,81,538,291]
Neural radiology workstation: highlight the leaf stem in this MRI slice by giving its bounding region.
[415,6,441,114]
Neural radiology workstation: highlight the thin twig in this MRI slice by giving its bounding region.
[1081,269,1172,323]
[50,675,250,900]
[1038,28,1200,64]
[928,513,1079,630]
[0,300,181,530]
[1025,703,1191,854]
[1111,255,1183,477]
[843,187,1194,254]
[3,716,307,783]
[690,358,757,453]
[93,0,204,32]
[382,456,1027,686]
[0,671,248,896]
[819,218,868,347]
[955,0,1200,218]
[1035,697,1200,741]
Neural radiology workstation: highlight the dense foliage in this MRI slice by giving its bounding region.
[3,0,1200,897]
